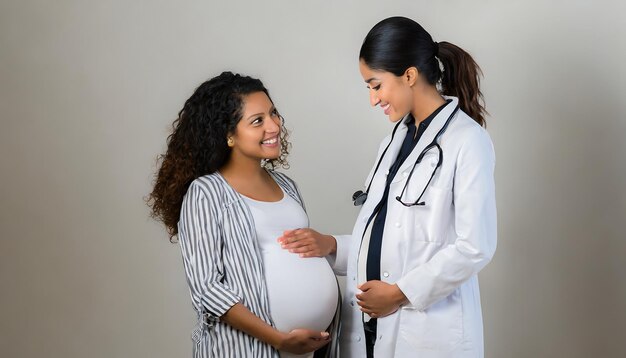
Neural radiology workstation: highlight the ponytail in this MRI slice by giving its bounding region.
[437,41,487,127]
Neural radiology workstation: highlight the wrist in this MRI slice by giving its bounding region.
[326,235,337,255]
[268,329,287,350]
[392,284,409,307]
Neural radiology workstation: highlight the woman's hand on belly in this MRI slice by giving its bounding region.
[277,228,337,258]
[276,328,331,354]
[356,281,409,318]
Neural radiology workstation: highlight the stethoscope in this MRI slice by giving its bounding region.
[352,104,460,207]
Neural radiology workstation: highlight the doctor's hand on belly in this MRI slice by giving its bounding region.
[277,228,337,258]
[356,281,409,318]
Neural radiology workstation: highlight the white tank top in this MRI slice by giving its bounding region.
[243,189,338,358]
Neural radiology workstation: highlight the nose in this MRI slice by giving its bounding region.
[369,89,380,107]
[265,115,280,133]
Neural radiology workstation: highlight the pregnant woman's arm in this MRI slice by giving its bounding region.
[222,303,330,354]
[179,182,330,355]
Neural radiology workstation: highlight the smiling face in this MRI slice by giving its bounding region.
[229,91,282,162]
[359,60,416,122]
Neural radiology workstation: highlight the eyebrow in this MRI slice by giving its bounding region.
[246,105,276,121]
[365,77,379,83]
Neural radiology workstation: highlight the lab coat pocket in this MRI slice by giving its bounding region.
[423,186,453,243]
[400,185,453,243]
[399,288,463,350]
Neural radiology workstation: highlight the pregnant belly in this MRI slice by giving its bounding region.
[263,250,338,332]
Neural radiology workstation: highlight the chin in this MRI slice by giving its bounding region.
[389,110,410,123]
[264,152,281,160]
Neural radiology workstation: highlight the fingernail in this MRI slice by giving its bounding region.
[321,332,329,338]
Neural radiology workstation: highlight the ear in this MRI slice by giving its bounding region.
[404,67,419,87]
[226,129,236,144]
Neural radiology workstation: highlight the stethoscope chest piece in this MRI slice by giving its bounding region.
[352,190,368,206]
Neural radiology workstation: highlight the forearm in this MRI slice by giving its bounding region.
[221,303,284,348]
[396,241,493,310]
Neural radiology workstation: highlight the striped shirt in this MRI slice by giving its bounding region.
[178,170,340,357]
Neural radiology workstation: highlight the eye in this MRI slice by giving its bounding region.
[252,117,263,125]
[271,108,279,117]
[372,84,381,91]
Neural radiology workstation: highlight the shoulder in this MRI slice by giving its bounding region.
[183,173,232,209]
[269,170,298,190]
[449,111,495,162]
[189,173,227,194]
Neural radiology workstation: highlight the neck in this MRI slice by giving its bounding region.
[411,86,446,123]
[220,153,265,181]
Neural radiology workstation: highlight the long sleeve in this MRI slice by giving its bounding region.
[326,234,352,276]
[178,182,241,321]
[396,128,497,311]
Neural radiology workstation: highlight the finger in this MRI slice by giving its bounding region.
[290,245,315,254]
[299,251,321,258]
[277,231,296,244]
[282,239,310,250]
[356,290,370,300]
[358,281,372,291]
[284,229,300,236]
[357,301,371,309]
[306,331,329,340]
[284,228,303,237]
[313,332,331,341]
[278,230,300,243]
[313,338,330,351]
[283,234,308,245]
[309,338,330,351]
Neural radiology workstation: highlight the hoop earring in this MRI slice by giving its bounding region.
[227,137,234,147]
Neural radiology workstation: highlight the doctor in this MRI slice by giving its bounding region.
[279,16,496,357]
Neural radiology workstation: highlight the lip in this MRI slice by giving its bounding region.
[381,103,391,115]
[261,135,280,147]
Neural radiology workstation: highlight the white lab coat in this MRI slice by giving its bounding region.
[331,97,497,358]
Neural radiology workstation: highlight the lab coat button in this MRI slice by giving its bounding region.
[383,271,390,278]
[350,300,355,307]
[356,335,362,342]
[395,222,401,228]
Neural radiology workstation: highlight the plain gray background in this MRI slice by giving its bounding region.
[1,0,625,357]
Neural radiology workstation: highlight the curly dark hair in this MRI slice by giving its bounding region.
[147,71,291,240]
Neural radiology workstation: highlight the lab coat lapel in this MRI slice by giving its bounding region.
[377,120,408,181]
[391,97,459,182]
[363,119,408,210]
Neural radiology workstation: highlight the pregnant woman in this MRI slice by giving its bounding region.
[147,71,339,358]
